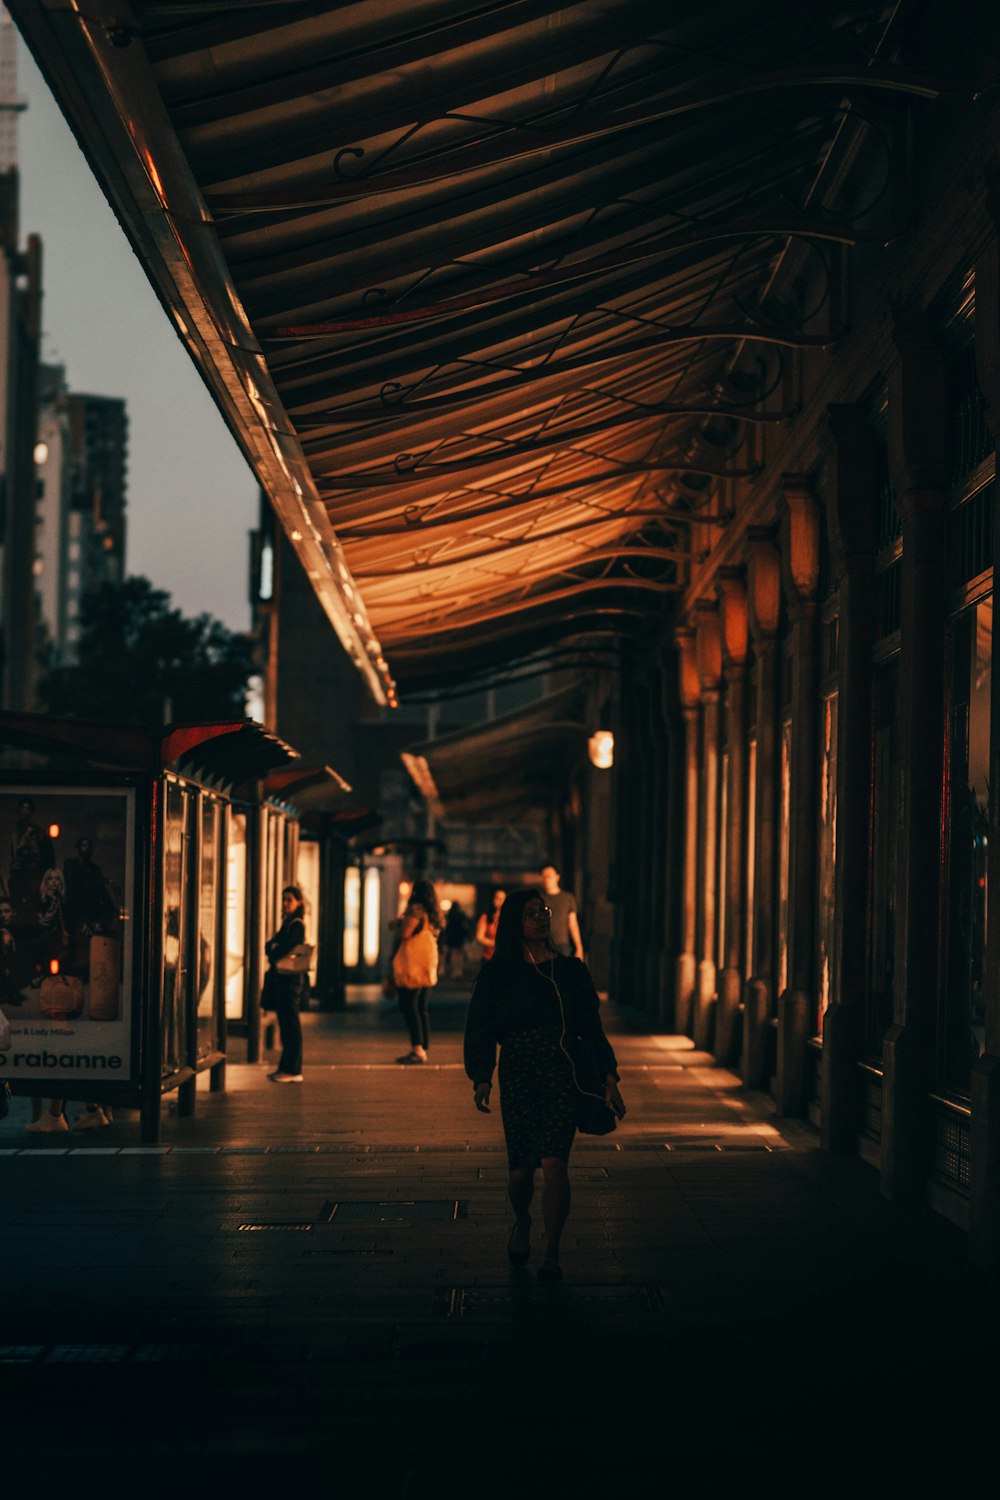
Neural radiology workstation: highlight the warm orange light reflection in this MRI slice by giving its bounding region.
[49,959,59,975]
[48,823,60,838]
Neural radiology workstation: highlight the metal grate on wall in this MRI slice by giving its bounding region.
[862,1078,882,1142]
[948,479,994,592]
[950,344,994,487]
[874,560,902,641]
[932,1113,971,1191]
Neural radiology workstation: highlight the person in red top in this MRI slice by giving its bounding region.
[474,888,506,962]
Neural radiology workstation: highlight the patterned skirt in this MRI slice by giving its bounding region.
[497,1025,577,1170]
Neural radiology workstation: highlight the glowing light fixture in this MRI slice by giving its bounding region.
[362,868,380,967]
[33,441,49,465]
[588,730,614,769]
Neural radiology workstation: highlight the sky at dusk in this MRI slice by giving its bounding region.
[14,32,258,633]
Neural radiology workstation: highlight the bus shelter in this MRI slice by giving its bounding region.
[0,713,299,1141]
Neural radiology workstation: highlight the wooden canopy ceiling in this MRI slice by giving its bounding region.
[12,0,972,701]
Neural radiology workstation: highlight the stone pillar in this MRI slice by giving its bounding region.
[741,530,782,1087]
[715,568,749,1066]
[674,626,701,1036]
[821,405,878,1151]
[971,206,1000,1265]
[694,600,723,1050]
[775,475,821,1116]
[880,309,950,1203]
[644,677,669,1015]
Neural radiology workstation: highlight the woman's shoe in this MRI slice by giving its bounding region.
[268,1072,303,1082]
[507,1219,531,1268]
[537,1260,563,1283]
[396,1051,426,1065]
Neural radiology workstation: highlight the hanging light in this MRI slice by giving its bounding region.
[588,730,614,769]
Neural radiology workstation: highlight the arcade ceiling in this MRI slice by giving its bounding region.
[11,0,973,703]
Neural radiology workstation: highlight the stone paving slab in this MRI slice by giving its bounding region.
[0,991,993,1492]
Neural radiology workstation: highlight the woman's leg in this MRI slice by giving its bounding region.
[396,989,426,1058]
[274,990,303,1076]
[539,1156,570,1267]
[414,987,430,1051]
[508,1165,534,1254]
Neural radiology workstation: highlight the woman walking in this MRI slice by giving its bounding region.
[263,885,308,1083]
[392,877,442,1064]
[463,888,625,1281]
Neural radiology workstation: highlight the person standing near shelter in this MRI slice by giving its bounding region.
[262,885,309,1083]
[540,865,583,959]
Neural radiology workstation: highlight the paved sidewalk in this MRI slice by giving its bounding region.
[0,985,990,1493]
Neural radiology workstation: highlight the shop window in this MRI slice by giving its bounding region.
[941,599,991,1092]
[867,661,901,1058]
[717,748,729,974]
[777,720,791,998]
[745,736,757,980]
[817,694,838,1034]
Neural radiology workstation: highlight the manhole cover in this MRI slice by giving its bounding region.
[320,1200,466,1223]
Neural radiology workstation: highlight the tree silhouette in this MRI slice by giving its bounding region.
[41,577,254,728]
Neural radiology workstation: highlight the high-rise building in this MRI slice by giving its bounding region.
[34,370,128,665]
[0,4,40,709]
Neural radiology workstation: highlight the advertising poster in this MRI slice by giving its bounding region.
[0,786,135,1085]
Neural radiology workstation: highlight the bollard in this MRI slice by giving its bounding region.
[674,951,696,1037]
[714,967,743,1066]
[776,989,810,1116]
[741,978,771,1089]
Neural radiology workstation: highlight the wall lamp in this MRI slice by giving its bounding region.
[588,731,614,769]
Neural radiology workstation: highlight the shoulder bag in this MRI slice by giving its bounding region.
[392,922,439,988]
[275,943,313,974]
[546,963,618,1136]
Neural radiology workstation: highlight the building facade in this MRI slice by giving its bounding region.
[612,95,1000,1265]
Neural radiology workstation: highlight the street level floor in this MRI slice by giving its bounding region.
[0,985,990,1495]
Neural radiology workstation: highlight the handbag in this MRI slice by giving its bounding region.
[392,924,438,988]
[566,1032,618,1136]
[548,965,618,1136]
[275,943,313,974]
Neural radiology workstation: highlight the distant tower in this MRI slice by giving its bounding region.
[0,7,22,172]
[0,3,39,710]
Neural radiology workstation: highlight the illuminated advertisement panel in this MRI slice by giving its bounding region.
[0,785,136,1086]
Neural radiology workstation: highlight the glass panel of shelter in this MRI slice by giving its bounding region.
[161,780,190,1081]
[195,794,220,1061]
[224,808,247,1022]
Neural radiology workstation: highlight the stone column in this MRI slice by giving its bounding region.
[694,600,723,1050]
[820,405,878,1150]
[881,309,950,1203]
[742,529,782,1087]
[674,626,701,1036]
[715,568,749,1066]
[775,475,821,1116]
[641,675,665,1014]
[971,206,1000,1266]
